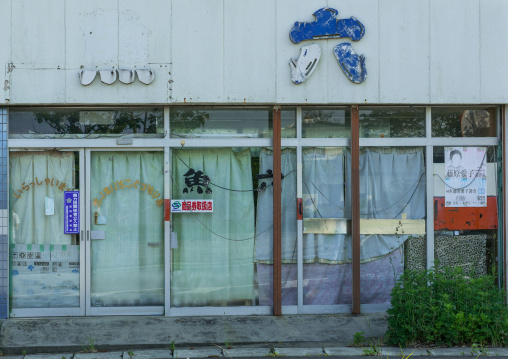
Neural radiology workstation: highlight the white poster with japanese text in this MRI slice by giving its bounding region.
[445,147,487,207]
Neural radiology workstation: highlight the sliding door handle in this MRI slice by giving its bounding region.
[80,230,84,242]
[87,230,90,242]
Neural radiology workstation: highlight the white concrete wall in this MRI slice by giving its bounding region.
[1,0,507,105]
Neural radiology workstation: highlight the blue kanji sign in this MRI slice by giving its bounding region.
[334,43,367,84]
[289,7,367,85]
[289,8,365,44]
[64,191,79,234]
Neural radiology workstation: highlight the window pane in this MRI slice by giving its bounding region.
[171,148,264,307]
[360,107,425,138]
[10,151,80,309]
[90,151,164,307]
[302,107,350,138]
[170,147,297,307]
[302,147,351,305]
[255,148,297,305]
[431,107,497,137]
[351,147,426,305]
[433,146,499,277]
[9,108,164,139]
[170,108,296,138]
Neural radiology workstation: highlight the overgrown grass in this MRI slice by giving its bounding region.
[386,266,508,347]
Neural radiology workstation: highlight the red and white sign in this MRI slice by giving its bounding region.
[171,200,213,213]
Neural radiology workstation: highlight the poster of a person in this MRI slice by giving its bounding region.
[444,147,486,207]
[446,149,466,179]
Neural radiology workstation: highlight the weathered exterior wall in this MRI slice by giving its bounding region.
[1,0,507,105]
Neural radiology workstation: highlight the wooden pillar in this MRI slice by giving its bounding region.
[273,106,282,316]
[351,105,361,314]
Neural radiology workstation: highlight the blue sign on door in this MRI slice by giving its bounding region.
[64,191,79,234]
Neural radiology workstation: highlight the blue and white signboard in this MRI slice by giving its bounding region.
[64,191,80,234]
[289,7,367,85]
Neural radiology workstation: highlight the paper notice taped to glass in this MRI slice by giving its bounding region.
[45,197,54,215]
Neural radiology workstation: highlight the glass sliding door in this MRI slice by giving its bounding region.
[357,108,427,311]
[431,107,500,281]
[300,107,352,312]
[87,150,164,314]
[354,146,426,307]
[302,147,351,306]
[252,147,297,307]
[167,107,296,314]
[9,150,85,316]
[170,148,259,308]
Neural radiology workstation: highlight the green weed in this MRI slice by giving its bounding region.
[266,352,284,357]
[225,338,233,349]
[471,343,490,357]
[362,337,382,356]
[386,266,508,347]
[362,345,380,356]
[170,341,176,358]
[352,331,366,347]
[82,335,97,353]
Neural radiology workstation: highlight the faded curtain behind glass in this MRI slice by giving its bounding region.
[255,148,297,262]
[347,147,425,304]
[303,148,346,262]
[10,152,75,245]
[301,147,352,305]
[9,152,78,308]
[346,148,425,258]
[90,152,164,307]
[255,148,297,305]
[171,148,255,307]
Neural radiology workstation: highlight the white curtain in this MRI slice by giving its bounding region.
[171,148,255,307]
[10,151,75,245]
[254,148,297,262]
[254,148,297,305]
[10,151,78,308]
[254,148,349,263]
[90,151,164,307]
[302,147,347,263]
[256,147,425,305]
[346,147,426,261]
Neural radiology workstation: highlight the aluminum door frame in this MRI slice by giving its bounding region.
[85,148,165,316]
[9,148,86,317]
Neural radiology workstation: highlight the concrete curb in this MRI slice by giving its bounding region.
[175,348,222,358]
[221,348,271,357]
[324,347,365,356]
[4,345,508,358]
[121,349,172,359]
[25,355,75,359]
[273,347,325,356]
[0,314,388,354]
[380,347,430,356]
[73,353,123,359]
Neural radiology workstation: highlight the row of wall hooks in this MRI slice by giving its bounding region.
[79,68,155,86]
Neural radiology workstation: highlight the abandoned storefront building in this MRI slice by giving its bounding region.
[0,0,506,321]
